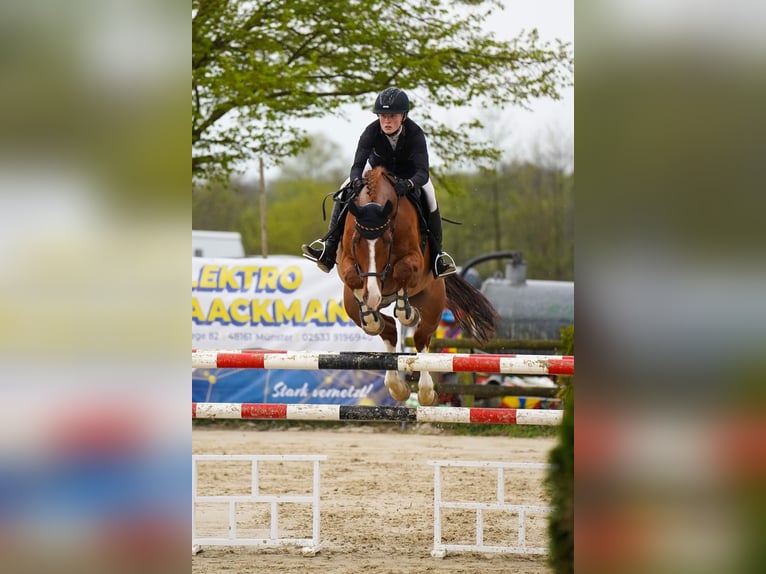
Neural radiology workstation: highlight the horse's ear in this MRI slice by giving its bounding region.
[349,202,360,216]
[383,200,393,216]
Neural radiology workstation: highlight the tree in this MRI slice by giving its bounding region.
[192,179,261,253]
[192,0,573,179]
[436,157,573,281]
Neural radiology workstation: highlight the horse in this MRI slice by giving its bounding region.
[336,166,500,406]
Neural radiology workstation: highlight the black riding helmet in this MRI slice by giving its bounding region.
[373,88,410,114]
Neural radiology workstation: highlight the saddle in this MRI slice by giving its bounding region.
[404,187,430,254]
[320,178,449,255]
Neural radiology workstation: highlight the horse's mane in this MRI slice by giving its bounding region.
[363,167,390,203]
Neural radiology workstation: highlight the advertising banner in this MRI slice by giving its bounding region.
[192,256,396,405]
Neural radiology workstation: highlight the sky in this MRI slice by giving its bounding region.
[253,0,574,180]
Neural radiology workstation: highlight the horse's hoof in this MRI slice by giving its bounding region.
[363,320,385,336]
[386,380,411,402]
[418,389,438,406]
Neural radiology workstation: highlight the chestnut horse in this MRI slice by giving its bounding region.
[337,166,499,405]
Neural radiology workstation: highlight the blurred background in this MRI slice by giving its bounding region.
[0,1,188,572]
[576,1,766,573]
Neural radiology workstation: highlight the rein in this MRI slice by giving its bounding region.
[316,182,362,242]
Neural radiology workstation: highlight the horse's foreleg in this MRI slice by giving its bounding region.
[393,289,420,326]
[391,253,424,328]
[382,340,410,402]
[353,289,384,335]
[417,371,438,406]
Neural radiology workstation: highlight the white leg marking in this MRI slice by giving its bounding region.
[365,238,382,310]
[418,371,437,406]
[383,341,410,402]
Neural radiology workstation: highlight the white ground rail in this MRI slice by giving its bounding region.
[192,454,327,556]
[428,460,553,558]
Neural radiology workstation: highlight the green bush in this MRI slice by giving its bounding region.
[546,326,574,572]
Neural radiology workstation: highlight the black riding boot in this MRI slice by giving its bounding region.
[428,208,457,278]
[301,200,346,273]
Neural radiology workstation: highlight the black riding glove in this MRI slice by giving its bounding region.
[394,178,413,196]
[350,178,364,193]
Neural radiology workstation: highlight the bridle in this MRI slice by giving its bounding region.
[351,233,393,284]
[350,178,401,287]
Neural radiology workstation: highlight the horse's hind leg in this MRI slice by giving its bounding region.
[391,291,435,404]
[380,323,410,402]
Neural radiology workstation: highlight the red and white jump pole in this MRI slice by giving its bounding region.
[192,403,562,426]
[192,350,574,376]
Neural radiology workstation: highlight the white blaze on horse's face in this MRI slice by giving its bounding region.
[365,238,382,310]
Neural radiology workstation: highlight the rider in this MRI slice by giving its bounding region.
[301,87,457,279]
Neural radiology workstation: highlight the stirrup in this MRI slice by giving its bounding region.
[434,253,457,278]
[301,239,326,263]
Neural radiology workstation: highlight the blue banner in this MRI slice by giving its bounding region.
[192,367,398,406]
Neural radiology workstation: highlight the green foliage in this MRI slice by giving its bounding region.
[267,178,338,255]
[437,161,574,280]
[556,325,574,398]
[546,362,574,572]
[192,0,573,179]
[191,179,260,252]
[192,135,342,256]
[559,325,574,355]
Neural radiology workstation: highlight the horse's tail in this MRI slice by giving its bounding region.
[444,274,500,344]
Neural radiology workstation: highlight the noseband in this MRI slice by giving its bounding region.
[352,233,393,281]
